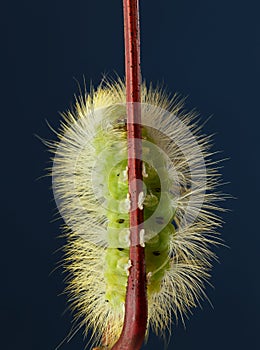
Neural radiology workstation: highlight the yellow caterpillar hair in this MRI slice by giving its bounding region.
[49,78,224,349]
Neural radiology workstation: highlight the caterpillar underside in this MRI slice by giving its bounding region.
[50,79,223,349]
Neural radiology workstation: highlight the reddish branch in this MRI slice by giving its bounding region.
[111,0,148,349]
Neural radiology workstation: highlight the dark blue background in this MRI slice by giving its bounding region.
[2,0,259,349]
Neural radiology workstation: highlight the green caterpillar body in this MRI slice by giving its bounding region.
[96,121,175,308]
[51,80,223,348]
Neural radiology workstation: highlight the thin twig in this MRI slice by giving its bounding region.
[111,0,147,349]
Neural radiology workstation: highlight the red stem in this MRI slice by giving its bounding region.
[111,1,147,349]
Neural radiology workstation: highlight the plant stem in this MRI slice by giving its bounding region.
[111,0,147,349]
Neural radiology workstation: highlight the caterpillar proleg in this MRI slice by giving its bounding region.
[50,79,224,349]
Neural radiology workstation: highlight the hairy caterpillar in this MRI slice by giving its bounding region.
[50,79,223,349]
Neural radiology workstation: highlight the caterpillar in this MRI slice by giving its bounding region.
[50,78,223,349]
